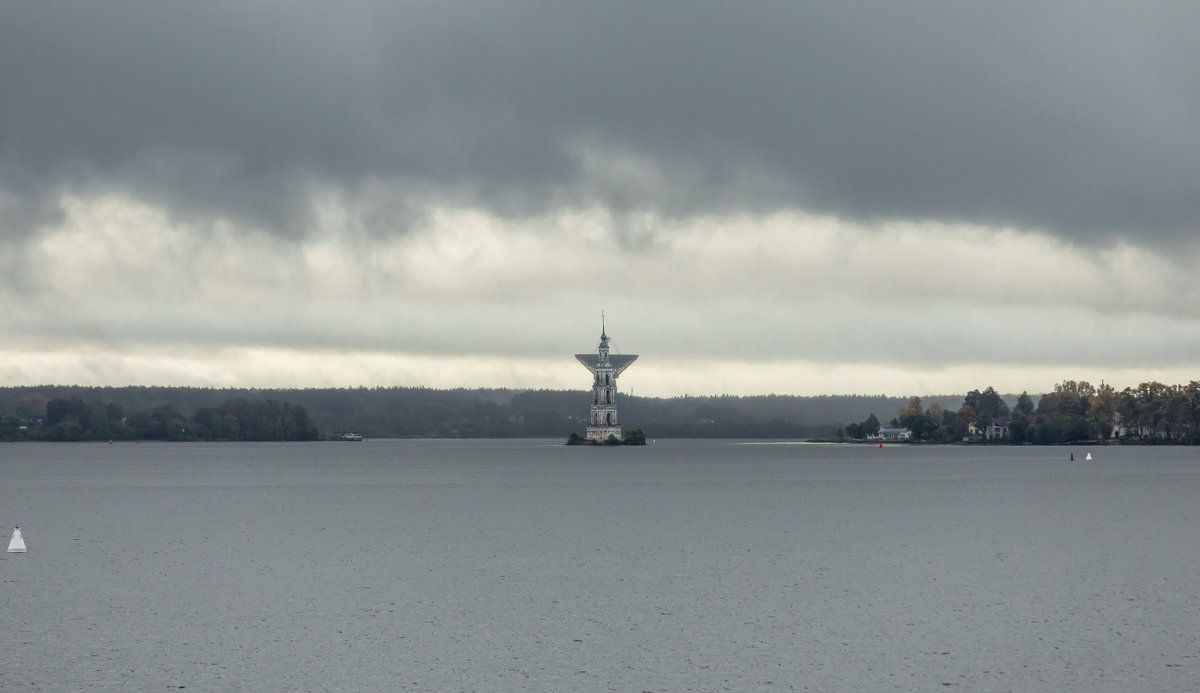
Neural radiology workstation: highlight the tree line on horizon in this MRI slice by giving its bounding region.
[1,395,318,442]
[1,381,1198,443]
[0,386,960,441]
[843,380,1200,444]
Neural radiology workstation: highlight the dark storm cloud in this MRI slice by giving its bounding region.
[3,1,1199,241]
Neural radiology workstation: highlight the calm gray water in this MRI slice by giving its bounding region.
[1,440,1198,691]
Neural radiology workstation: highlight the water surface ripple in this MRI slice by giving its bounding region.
[2,440,1197,691]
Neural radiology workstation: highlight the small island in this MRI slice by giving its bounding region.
[567,429,646,446]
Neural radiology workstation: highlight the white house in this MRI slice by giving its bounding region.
[983,418,1011,440]
[867,426,913,441]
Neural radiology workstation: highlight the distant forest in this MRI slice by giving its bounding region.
[2,381,1197,443]
[0,385,963,441]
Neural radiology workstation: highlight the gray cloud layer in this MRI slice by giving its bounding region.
[4,1,1199,242]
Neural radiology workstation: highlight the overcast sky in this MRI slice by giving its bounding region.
[3,1,1199,397]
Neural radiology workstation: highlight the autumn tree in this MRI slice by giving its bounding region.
[954,404,977,438]
[898,396,923,420]
[1125,381,1171,438]
[963,386,1009,425]
[1030,380,1098,443]
[1089,384,1117,439]
[1008,391,1036,443]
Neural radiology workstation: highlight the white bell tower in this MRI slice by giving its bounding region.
[574,316,638,442]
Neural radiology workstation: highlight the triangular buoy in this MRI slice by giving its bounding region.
[7,527,26,553]
[1085,452,1093,461]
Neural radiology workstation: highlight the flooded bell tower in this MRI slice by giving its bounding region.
[575,317,638,442]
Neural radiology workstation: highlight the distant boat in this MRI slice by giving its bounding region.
[331,432,363,442]
[7,527,26,553]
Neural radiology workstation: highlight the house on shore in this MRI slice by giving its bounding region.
[867,426,913,441]
[983,417,1011,440]
[965,417,1012,442]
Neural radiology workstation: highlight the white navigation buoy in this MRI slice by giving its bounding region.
[1085,452,1093,461]
[7,526,26,553]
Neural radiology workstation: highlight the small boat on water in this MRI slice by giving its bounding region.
[7,526,26,553]
[331,432,363,442]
